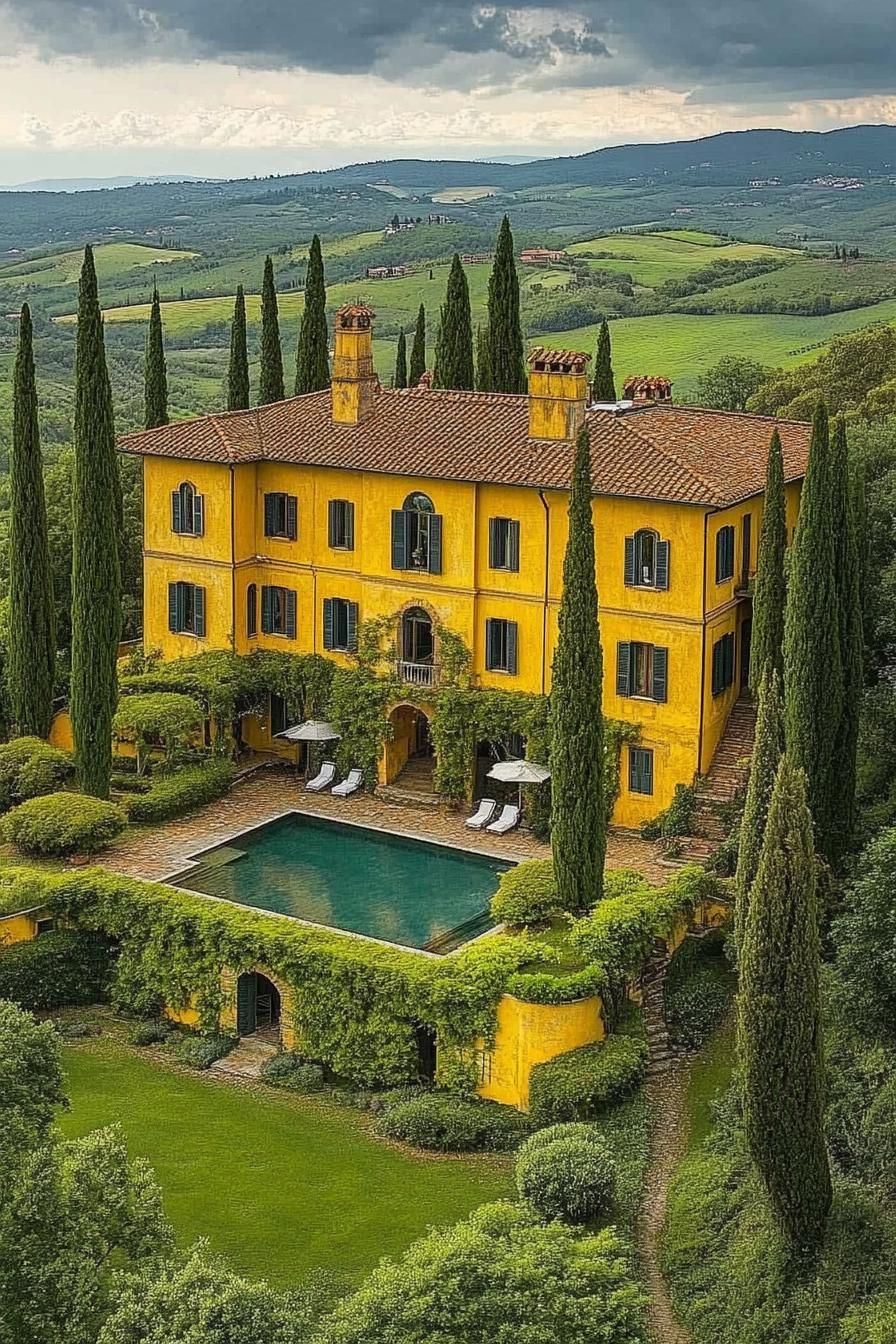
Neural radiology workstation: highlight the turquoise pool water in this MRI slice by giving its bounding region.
[171,812,510,952]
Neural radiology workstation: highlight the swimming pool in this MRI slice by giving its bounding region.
[170,812,511,953]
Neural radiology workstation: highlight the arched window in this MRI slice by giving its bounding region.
[171,481,204,536]
[624,529,669,590]
[392,493,442,573]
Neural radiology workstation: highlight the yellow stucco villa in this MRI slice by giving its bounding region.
[122,303,810,828]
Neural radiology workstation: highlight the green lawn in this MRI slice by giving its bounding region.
[684,1017,736,1152]
[566,231,796,288]
[58,1039,511,1287]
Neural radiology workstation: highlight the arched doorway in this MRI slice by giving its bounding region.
[236,971,282,1039]
[384,705,434,790]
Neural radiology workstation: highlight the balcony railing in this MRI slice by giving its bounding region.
[735,569,756,597]
[396,660,440,688]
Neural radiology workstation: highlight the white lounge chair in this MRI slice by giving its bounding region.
[306,761,336,792]
[486,804,520,835]
[465,798,498,830]
[332,768,363,798]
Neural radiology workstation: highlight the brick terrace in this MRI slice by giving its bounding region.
[106,766,668,885]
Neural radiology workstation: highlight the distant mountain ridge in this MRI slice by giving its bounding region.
[0,174,211,193]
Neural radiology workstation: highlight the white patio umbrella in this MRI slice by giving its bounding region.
[275,720,341,777]
[486,758,551,811]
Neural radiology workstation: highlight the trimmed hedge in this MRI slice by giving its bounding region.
[3,792,127,856]
[516,1123,616,1222]
[528,1034,648,1124]
[171,1032,237,1070]
[0,737,75,812]
[126,760,234,823]
[0,928,111,1009]
[375,1092,532,1152]
[491,859,564,927]
[262,1052,326,1093]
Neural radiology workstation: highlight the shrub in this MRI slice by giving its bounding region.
[171,1031,236,1070]
[491,859,564,926]
[54,1019,101,1039]
[0,929,111,1009]
[664,937,735,1050]
[528,1034,648,1124]
[2,792,127,855]
[110,772,152,795]
[127,761,234,823]
[262,1052,326,1093]
[112,692,203,773]
[516,1125,616,1222]
[0,736,75,812]
[640,784,697,840]
[375,1091,531,1152]
[130,1019,174,1046]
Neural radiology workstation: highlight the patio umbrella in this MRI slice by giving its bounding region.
[486,758,551,811]
[275,720,341,777]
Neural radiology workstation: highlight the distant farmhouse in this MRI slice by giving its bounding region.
[365,264,414,280]
[385,213,453,237]
[519,246,569,265]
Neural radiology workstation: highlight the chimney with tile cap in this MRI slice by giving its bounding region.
[527,347,590,441]
[332,303,378,425]
[623,375,673,406]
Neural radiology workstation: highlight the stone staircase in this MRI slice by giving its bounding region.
[377,756,440,809]
[677,696,757,866]
[640,939,673,1076]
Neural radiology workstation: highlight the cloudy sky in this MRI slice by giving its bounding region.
[0,0,895,183]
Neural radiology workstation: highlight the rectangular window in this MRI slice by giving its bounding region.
[328,499,355,550]
[615,641,668,703]
[323,597,359,652]
[711,632,737,697]
[264,492,298,541]
[629,747,654,796]
[715,525,735,583]
[171,484,204,537]
[270,694,288,737]
[247,583,257,638]
[488,517,520,572]
[485,618,518,674]
[167,581,206,637]
[35,917,56,937]
[260,585,297,639]
[391,508,443,574]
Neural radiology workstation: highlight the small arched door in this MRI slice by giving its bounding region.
[236,971,282,1037]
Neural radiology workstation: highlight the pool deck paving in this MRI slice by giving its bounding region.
[105,767,669,886]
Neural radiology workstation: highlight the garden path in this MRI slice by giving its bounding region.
[105,767,669,884]
[638,1063,692,1344]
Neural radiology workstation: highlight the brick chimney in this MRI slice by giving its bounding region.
[527,348,590,440]
[623,376,673,406]
[332,303,378,425]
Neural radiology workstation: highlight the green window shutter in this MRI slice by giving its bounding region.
[652,646,668,703]
[725,633,736,688]
[264,494,276,537]
[171,490,182,534]
[327,501,337,547]
[286,495,298,541]
[168,582,179,632]
[656,540,670,590]
[616,642,631,696]
[624,536,635,585]
[485,618,496,671]
[488,518,498,569]
[193,586,206,638]
[347,602,359,652]
[509,520,520,572]
[428,514,443,574]
[193,493,205,537]
[247,584,257,637]
[506,621,518,674]
[630,747,654,795]
[236,973,256,1036]
[323,597,334,650]
[285,590,297,640]
[345,502,355,550]
[261,585,273,634]
[391,510,406,569]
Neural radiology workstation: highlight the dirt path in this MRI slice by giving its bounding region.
[638,1063,692,1344]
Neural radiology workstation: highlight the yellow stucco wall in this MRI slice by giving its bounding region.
[217,965,298,1050]
[0,907,52,945]
[476,991,605,1110]
[49,709,74,753]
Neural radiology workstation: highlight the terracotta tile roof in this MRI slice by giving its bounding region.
[528,347,591,373]
[119,387,810,509]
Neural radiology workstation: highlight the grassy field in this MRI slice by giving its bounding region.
[432,186,501,204]
[684,1019,736,1152]
[566,231,797,288]
[58,1038,511,1287]
[0,241,198,287]
[675,254,896,311]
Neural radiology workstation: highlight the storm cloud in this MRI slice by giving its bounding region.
[3,0,896,97]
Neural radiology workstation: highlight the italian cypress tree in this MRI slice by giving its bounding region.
[258,256,285,405]
[228,286,250,411]
[433,255,474,391]
[783,401,842,856]
[484,216,525,393]
[750,429,787,687]
[830,415,863,854]
[394,329,408,389]
[144,286,168,429]
[734,669,784,953]
[475,323,492,392]
[409,305,426,386]
[738,754,832,1250]
[295,234,329,395]
[8,303,55,738]
[592,319,616,401]
[550,426,605,912]
[71,246,121,799]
